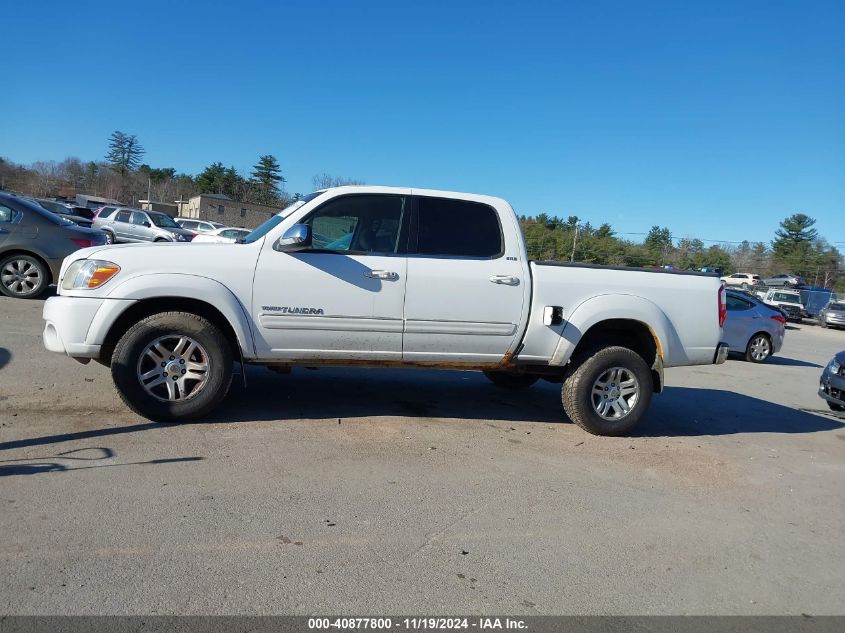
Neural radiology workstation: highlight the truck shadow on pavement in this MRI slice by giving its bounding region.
[639,386,844,436]
[211,366,844,437]
[1,368,841,451]
[0,347,10,371]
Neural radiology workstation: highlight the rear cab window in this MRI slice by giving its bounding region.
[412,197,503,258]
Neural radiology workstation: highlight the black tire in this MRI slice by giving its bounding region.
[828,402,845,412]
[483,371,539,389]
[154,238,168,242]
[103,230,115,244]
[561,346,653,436]
[0,254,50,299]
[745,333,772,363]
[111,311,233,421]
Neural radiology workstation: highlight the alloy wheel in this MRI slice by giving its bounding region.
[591,366,640,420]
[749,335,771,361]
[136,335,210,402]
[1,258,42,296]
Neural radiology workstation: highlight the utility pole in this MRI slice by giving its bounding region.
[570,225,579,262]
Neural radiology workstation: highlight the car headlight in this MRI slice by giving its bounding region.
[173,233,188,241]
[62,259,120,290]
[830,359,841,375]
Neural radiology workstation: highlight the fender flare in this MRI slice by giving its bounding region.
[549,294,681,367]
[91,273,255,356]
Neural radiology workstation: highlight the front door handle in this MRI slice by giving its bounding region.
[365,270,399,281]
[489,275,520,286]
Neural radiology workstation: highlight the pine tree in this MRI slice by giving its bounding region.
[250,154,284,206]
[105,131,144,176]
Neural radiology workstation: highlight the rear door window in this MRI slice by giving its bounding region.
[115,210,130,223]
[726,295,754,311]
[413,197,502,258]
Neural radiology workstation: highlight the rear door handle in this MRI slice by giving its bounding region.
[489,275,520,286]
[365,270,399,281]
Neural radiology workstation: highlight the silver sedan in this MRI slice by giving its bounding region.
[722,290,786,363]
[819,302,845,329]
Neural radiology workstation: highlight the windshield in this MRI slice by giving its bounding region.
[772,292,800,303]
[150,213,180,228]
[829,303,845,312]
[241,215,283,244]
[241,192,326,244]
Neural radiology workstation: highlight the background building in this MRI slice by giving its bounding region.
[139,200,179,216]
[176,193,282,229]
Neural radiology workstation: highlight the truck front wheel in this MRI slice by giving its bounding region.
[111,311,233,421]
[483,371,539,389]
[562,346,653,436]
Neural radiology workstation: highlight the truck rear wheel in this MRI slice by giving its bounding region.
[111,311,233,421]
[483,371,539,389]
[562,346,653,436]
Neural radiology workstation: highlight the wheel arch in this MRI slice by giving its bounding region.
[549,295,681,393]
[96,274,254,365]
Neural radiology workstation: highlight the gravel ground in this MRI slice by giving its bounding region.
[1,294,844,615]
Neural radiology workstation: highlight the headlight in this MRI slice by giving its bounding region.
[173,233,187,241]
[62,260,120,290]
[830,359,841,374]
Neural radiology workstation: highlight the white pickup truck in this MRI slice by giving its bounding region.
[42,186,728,435]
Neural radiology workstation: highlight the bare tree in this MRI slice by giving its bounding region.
[311,173,365,190]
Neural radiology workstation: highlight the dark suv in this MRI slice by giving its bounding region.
[0,192,107,298]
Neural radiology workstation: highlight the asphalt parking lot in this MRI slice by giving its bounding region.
[1,294,844,615]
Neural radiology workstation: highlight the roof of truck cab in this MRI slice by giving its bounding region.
[316,186,509,207]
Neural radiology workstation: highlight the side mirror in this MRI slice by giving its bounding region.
[143,221,151,227]
[275,224,312,252]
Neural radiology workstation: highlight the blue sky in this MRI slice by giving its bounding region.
[3,0,843,246]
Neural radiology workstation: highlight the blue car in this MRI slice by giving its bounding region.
[722,289,786,363]
[819,352,845,412]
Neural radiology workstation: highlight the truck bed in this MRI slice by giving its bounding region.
[517,261,723,368]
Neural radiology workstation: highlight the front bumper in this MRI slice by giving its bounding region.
[825,316,845,327]
[42,295,136,360]
[713,343,729,365]
[42,296,105,358]
[819,366,845,407]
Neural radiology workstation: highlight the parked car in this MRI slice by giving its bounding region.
[174,218,226,234]
[93,208,196,244]
[818,302,845,329]
[699,266,723,275]
[31,198,94,227]
[42,186,728,436]
[93,205,118,219]
[191,227,251,243]
[720,272,761,290]
[722,290,786,362]
[0,192,107,298]
[763,273,805,288]
[756,288,804,322]
[818,351,845,412]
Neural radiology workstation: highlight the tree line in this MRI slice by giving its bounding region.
[1,130,841,291]
[0,130,362,210]
[519,213,844,291]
